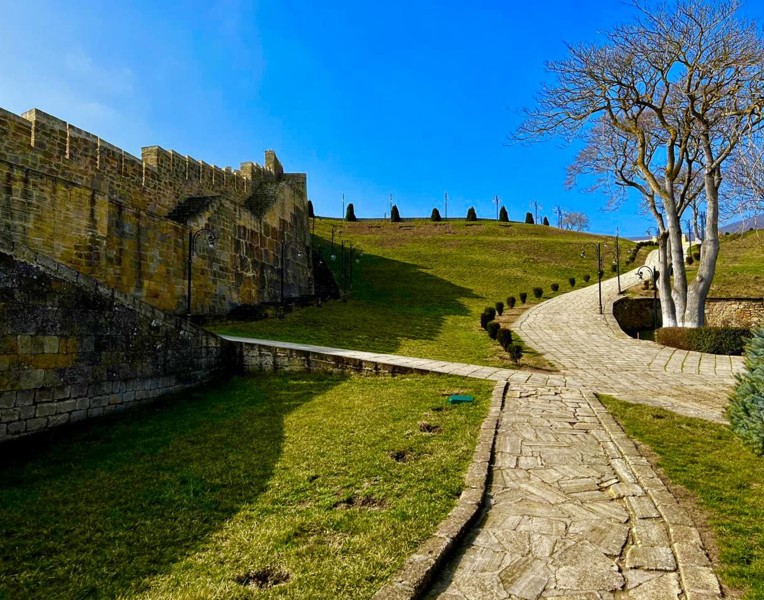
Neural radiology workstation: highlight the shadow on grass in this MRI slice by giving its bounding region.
[0,374,342,599]
[212,249,481,354]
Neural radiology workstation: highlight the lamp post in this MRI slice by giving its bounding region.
[637,265,659,330]
[604,231,622,294]
[581,242,603,315]
[280,240,304,304]
[187,226,217,318]
[646,226,658,241]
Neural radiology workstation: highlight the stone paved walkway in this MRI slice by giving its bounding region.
[514,253,744,423]
[224,335,722,598]
[427,385,720,599]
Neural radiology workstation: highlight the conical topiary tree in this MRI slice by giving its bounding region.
[466,207,478,221]
[431,207,442,221]
[728,327,764,454]
[525,212,534,224]
[499,206,509,222]
[390,204,401,222]
[345,203,357,222]
[308,199,315,218]
[543,216,550,226]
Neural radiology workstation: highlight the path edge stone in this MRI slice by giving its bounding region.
[372,380,508,600]
[588,390,723,599]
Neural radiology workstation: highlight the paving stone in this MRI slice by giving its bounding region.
[617,572,681,598]
[498,556,551,600]
[551,541,624,592]
[625,546,677,571]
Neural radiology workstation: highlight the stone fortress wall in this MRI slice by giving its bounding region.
[0,107,313,316]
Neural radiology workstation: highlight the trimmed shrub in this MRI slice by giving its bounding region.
[484,307,496,321]
[525,212,534,224]
[693,251,700,260]
[532,287,543,299]
[506,296,516,309]
[507,343,524,364]
[656,327,753,356]
[497,327,513,350]
[519,292,528,304]
[480,311,491,330]
[543,216,550,226]
[568,277,576,288]
[487,321,500,340]
[345,203,357,222]
[583,274,591,283]
[597,269,605,279]
[391,204,401,222]
[495,301,504,316]
[686,255,694,265]
[610,263,618,272]
[308,199,315,218]
[499,206,509,222]
[431,207,442,222]
[466,207,478,221]
[728,327,764,454]
[551,282,559,293]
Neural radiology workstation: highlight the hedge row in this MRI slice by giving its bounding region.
[656,326,752,355]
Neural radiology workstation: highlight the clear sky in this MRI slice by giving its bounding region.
[2,1,762,236]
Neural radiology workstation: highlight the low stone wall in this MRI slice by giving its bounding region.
[614,296,764,333]
[0,242,235,443]
[706,298,764,329]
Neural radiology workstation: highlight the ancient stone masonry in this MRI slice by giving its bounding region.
[0,107,312,316]
[0,241,236,443]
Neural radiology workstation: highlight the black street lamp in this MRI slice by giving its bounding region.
[280,240,305,304]
[603,231,622,294]
[637,265,659,330]
[581,242,603,315]
[646,226,658,240]
[187,226,217,318]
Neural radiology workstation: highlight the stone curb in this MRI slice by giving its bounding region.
[372,380,508,600]
[586,390,722,599]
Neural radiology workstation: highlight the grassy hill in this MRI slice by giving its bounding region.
[709,230,764,297]
[213,219,636,367]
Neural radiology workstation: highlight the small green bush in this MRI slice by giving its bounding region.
[532,287,543,299]
[484,307,496,321]
[507,343,524,364]
[610,263,618,272]
[506,296,516,309]
[487,321,500,340]
[583,274,591,283]
[525,212,534,224]
[431,207,442,222]
[686,255,694,265]
[499,206,509,222]
[693,251,700,260]
[391,205,401,222]
[497,327,513,350]
[656,327,753,355]
[551,283,559,293]
[495,301,504,316]
[568,277,576,288]
[479,311,491,330]
[345,203,357,222]
[519,292,528,304]
[728,327,764,454]
[466,207,477,221]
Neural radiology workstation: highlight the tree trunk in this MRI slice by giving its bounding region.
[684,171,721,327]
[657,233,677,327]
[665,208,690,326]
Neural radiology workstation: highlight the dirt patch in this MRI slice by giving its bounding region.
[235,567,290,589]
[418,421,443,434]
[389,449,414,463]
[332,494,387,510]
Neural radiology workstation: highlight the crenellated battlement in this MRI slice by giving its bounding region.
[0,106,313,316]
[0,107,300,217]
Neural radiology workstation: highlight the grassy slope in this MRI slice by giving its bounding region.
[600,395,764,599]
[213,219,634,367]
[0,373,491,599]
[709,231,764,297]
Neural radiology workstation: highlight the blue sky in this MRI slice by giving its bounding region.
[1,1,762,236]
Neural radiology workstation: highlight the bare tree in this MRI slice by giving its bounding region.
[561,211,591,231]
[518,0,764,327]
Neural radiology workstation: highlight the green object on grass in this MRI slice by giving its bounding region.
[448,394,474,404]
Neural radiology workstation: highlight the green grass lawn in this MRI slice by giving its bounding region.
[599,395,764,599]
[0,373,491,599]
[212,219,635,367]
[708,231,764,298]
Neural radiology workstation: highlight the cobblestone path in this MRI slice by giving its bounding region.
[427,385,720,599]
[514,254,744,423]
